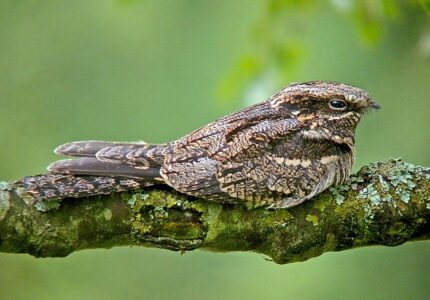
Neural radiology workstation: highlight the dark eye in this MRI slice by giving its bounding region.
[329,99,347,110]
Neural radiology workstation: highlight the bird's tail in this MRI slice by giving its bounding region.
[37,140,167,202]
[48,140,165,178]
[20,173,152,205]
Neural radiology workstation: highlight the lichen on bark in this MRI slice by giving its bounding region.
[0,159,429,264]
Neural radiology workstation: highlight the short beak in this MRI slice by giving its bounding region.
[369,101,381,110]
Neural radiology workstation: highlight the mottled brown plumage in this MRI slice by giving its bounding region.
[45,81,380,208]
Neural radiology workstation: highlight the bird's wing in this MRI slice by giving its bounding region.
[212,116,352,207]
[213,117,302,161]
[210,117,305,206]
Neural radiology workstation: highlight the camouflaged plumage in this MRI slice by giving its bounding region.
[43,81,379,208]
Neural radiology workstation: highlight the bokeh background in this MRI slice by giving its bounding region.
[1,1,429,299]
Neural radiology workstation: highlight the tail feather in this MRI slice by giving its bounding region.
[96,144,164,166]
[20,173,153,204]
[54,140,164,167]
[39,140,165,203]
[48,157,162,180]
[54,140,146,157]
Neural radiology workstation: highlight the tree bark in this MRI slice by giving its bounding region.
[0,159,429,264]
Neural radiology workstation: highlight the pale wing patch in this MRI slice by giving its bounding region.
[267,157,312,167]
[320,155,339,165]
[284,158,311,167]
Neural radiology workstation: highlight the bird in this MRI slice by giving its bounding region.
[46,81,380,209]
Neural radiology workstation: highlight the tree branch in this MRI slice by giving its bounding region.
[0,159,429,264]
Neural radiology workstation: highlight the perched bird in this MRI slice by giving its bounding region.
[47,81,380,209]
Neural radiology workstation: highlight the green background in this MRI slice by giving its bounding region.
[0,1,429,299]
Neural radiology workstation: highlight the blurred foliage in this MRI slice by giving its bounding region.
[219,0,430,100]
[421,0,430,14]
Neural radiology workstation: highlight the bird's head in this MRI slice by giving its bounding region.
[270,81,380,149]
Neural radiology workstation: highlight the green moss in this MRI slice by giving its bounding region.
[127,193,139,207]
[0,190,11,222]
[323,233,337,251]
[102,209,112,221]
[203,204,224,244]
[126,189,206,250]
[204,205,269,251]
[388,222,408,236]
[141,190,186,209]
[14,221,26,235]
[314,197,328,212]
[34,199,61,212]
[305,214,319,226]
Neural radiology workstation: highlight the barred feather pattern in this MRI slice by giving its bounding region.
[41,81,378,209]
[16,173,151,203]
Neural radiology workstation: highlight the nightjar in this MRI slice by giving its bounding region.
[46,81,380,208]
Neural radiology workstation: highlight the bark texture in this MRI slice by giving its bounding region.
[0,159,429,264]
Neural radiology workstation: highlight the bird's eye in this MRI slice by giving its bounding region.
[329,99,347,110]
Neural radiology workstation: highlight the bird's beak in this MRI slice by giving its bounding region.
[369,101,381,110]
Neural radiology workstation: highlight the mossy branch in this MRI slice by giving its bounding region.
[0,159,429,264]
